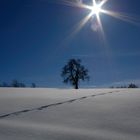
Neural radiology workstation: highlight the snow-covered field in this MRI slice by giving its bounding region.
[0,88,140,140]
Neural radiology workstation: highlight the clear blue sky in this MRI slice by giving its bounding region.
[0,0,140,88]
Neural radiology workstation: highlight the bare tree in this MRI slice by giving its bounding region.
[2,82,9,87]
[61,59,89,89]
[31,83,36,88]
[128,83,138,88]
[11,80,19,87]
[11,80,26,87]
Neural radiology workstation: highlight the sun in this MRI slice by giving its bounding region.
[90,2,102,16]
[80,0,105,24]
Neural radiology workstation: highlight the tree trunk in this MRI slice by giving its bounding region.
[75,82,78,89]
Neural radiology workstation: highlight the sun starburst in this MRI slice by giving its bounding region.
[55,0,140,39]
[87,0,105,16]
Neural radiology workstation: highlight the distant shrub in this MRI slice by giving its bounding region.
[31,83,36,88]
[19,83,26,87]
[11,80,19,87]
[2,82,9,87]
[0,80,38,88]
[111,83,138,89]
[11,80,26,88]
[128,83,138,88]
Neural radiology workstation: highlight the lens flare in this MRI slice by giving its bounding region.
[54,0,140,38]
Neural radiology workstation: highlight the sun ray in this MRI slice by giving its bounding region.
[53,0,93,10]
[101,9,140,26]
[96,14,105,38]
[92,0,96,5]
[71,12,94,36]
[99,0,108,7]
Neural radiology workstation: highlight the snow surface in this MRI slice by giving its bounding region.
[0,88,140,140]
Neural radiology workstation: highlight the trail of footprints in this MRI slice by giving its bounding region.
[0,90,120,119]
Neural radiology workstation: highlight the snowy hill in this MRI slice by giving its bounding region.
[0,88,140,140]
